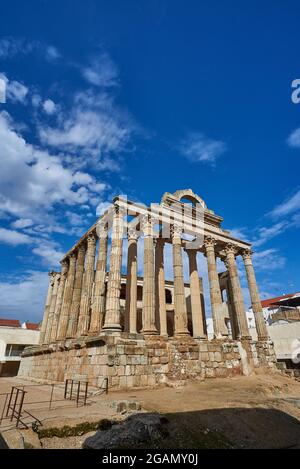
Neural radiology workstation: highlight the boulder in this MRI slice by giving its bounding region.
[83,413,168,449]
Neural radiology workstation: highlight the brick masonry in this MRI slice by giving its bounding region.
[18,333,277,389]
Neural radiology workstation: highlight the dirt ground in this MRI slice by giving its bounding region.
[1,370,300,449]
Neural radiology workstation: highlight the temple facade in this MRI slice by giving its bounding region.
[19,189,276,388]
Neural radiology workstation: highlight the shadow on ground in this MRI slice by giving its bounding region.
[83,407,300,449]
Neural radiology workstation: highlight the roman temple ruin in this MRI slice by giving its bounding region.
[19,189,276,388]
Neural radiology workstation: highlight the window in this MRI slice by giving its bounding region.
[120,283,126,300]
[165,289,172,304]
[5,344,27,357]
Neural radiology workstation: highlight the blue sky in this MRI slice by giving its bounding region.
[0,0,300,322]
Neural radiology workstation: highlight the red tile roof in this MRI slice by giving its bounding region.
[25,322,40,331]
[261,293,300,308]
[0,318,21,328]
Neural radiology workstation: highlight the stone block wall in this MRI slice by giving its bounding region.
[18,333,276,389]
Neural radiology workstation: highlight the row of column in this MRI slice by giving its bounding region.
[40,209,268,345]
[40,227,109,345]
[204,236,268,341]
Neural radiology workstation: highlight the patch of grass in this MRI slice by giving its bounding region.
[37,419,113,439]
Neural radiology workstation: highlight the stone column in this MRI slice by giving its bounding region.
[50,260,68,342]
[242,249,269,341]
[44,272,60,344]
[56,253,76,340]
[125,228,138,333]
[102,207,123,332]
[66,244,86,338]
[225,244,250,339]
[89,225,108,335]
[141,216,158,335]
[224,275,239,340]
[155,238,167,336]
[39,271,55,345]
[77,233,97,336]
[171,224,189,336]
[204,236,226,339]
[186,249,206,338]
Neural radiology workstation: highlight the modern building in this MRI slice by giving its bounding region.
[0,319,40,377]
[246,292,300,326]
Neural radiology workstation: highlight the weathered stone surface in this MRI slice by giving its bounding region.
[83,413,168,449]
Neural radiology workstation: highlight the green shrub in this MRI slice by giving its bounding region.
[37,419,113,439]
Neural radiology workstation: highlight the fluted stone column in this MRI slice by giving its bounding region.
[39,271,55,345]
[224,275,239,340]
[186,249,206,338]
[225,244,250,339]
[50,260,68,342]
[56,253,76,340]
[89,225,108,335]
[171,224,189,336]
[204,236,226,339]
[44,272,60,344]
[66,244,86,338]
[141,216,158,335]
[77,233,97,336]
[103,207,123,332]
[155,238,167,336]
[125,229,138,333]
[242,249,268,341]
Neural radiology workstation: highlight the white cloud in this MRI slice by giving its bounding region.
[179,132,227,165]
[11,218,33,229]
[0,271,49,322]
[32,241,64,267]
[287,128,300,148]
[270,190,300,219]
[252,221,288,247]
[82,53,118,88]
[0,111,108,219]
[7,80,28,103]
[0,227,33,245]
[31,94,42,108]
[226,227,249,242]
[96,201,112,216]
[0,37,60,62]
[43,99,56,115]
[252,249,286,270]
[0,74,28,103]
[46,46,60,61]
[39,90,134,160]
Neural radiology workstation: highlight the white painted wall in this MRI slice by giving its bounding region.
[0,327,40,362]
[250,322,300,360]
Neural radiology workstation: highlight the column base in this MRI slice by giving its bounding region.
[174,330,190,336]
[141,328,158,335]
[102,324,122,332]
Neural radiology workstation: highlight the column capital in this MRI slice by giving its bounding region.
[127,227,138,241]
[87,232,97,246]
[141,214,156,237]
[97,222,108,238]
[203,235,216,248]
[77,243,86,253]
[224,243,238,256]
[170,223,182,239]
[242,248,254,261]
[69,252,77,265]
[60,260,69,274]
[113,202,125,217]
